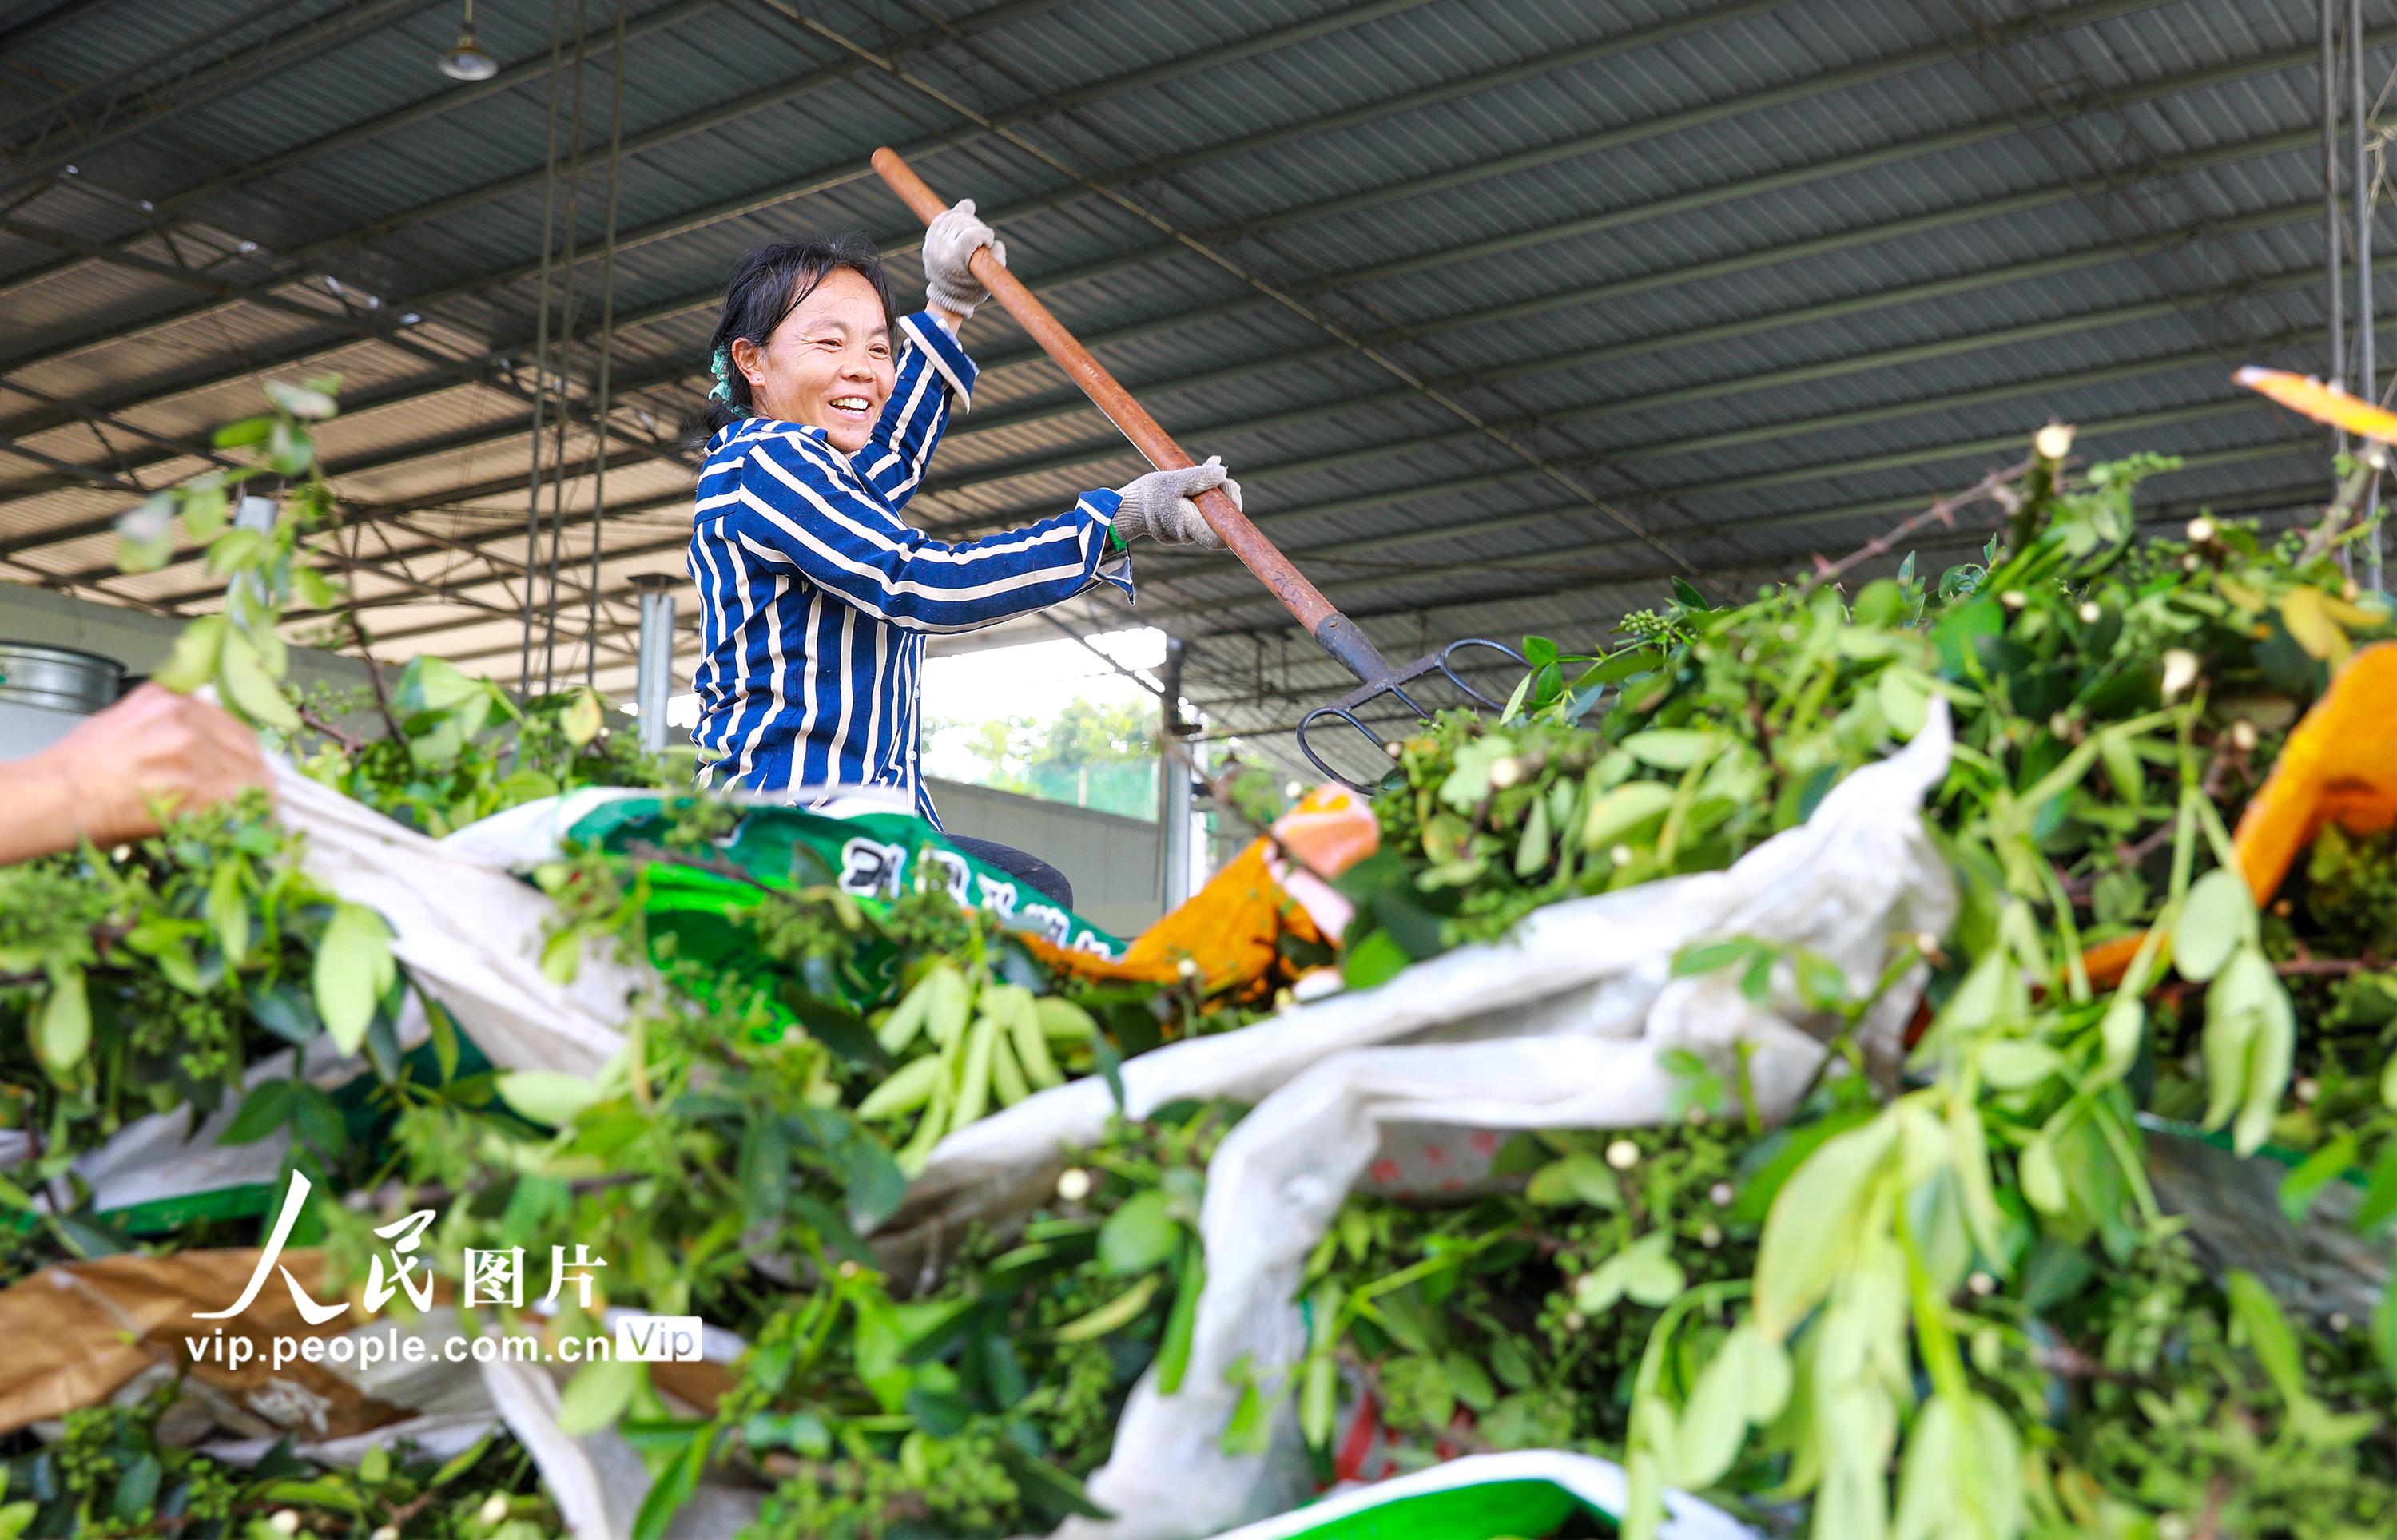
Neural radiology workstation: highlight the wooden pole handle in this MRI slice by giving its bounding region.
[871,145,1377,665]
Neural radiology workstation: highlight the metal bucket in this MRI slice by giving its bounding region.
[0,641,125,759]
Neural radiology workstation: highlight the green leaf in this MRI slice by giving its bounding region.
[1755,1112,1898,1338]
[1978,1038,2062,1091]
[206,859,249,967]
[219,628,300,732]
[1156,1242,1204,1394]
[1512,793,1552,878]
[1672,937,1761,978]
[2018,1135,2066,1216]
[1098,1190,1179,1276]
[496,1070,605,1126]
[2357,1143,2397,1233]
[2174,867,2252,983]
[1582,781,1676,849]
[1620,728,1715,769]
[1676,1329,1758,1489]
[264,380,338,420]
[152,615,226,693]
[630,1425,714,1540]
[1054,1273,1163,1341]
[2280,1135,2359,1225]
[1525,1153,1621,1210]
[562,687,605,747]
[2226,1269,2307,1409]
[218,1078,297,1146]
[213,415,274,449]
[114,493,175,573]
[109,1454,161,1525]
[1442,1349,1497,1412]
[312,902,394,1055]
[1342,927,1413,991]
[557,1357,642,1436]
[34,966,90,1078]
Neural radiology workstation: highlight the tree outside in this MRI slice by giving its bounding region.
[932,697,1160,819]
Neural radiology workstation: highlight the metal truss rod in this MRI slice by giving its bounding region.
[0,0,1362,367]
[3,26,2341,454]
[332,391,2310,667]
[6,121,2317,512]
[0,0,123,55]
[0,0,720,308]
[0,0,438,192]
[0,210,674,478]
[19,178,2316,547]
[0,0,2233,403]
[100,296,2355,621]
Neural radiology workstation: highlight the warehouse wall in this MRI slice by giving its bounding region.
[925,776,1162,939]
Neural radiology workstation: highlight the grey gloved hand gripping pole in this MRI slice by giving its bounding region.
[873,148,1524,790]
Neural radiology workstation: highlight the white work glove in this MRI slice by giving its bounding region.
[922,198,1004,320]
[1111,456,1238,550]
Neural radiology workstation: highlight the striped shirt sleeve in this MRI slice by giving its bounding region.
[726,427,1133,633]
[850,311,973,512]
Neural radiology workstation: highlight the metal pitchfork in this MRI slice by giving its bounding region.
[872,148,1524,792]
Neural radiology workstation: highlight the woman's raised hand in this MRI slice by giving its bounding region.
[1111,457,1238,550]
[922,199,1005,321]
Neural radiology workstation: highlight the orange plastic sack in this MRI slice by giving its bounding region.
[1030,785,1378,996]
[2085,641,2397,985]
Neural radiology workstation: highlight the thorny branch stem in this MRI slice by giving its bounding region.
[1800,458,2035,597]
[348,611,406,744]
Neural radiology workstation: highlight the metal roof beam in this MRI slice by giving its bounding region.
[278,373,2316,661]
[14,166,2332,590]
[0,0,721,308]
[0,0,122,56]
[0,387,637,662]
[0,208,677,485]
[0,0,440,192]
[109,297,2348,622]
[3,17,2335,457]
[21,264,2359,614]
[0,0,1370,369]
[9,129,2312,517]
[0,0,2220,404]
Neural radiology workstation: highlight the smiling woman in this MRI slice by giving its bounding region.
[682,212,1240,828]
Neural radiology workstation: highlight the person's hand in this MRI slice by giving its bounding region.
[1111,457,1238,550]
[922,198,1004,322]
[25,685,272,854]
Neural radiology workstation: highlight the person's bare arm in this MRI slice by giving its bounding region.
[0,684,272,866]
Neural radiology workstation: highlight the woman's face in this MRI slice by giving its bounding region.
[733,268,895,454]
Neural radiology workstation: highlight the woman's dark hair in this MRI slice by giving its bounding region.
[689,233,896,445]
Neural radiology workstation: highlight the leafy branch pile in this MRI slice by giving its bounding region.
[11,375,2397,1540]
[1319,428,2397,1538]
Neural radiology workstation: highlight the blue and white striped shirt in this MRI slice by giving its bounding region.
[686,311,1133,825]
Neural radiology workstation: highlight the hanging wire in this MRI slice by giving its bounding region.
[586,0,629,687]
[519,0,570,699]
[542,0,593,693]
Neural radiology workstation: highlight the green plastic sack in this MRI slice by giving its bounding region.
[1209,1451,1755,1540]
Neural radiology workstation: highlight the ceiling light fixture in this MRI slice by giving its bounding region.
[437,0,497,81]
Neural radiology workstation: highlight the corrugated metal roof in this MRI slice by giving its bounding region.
[0,0,2388,770]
